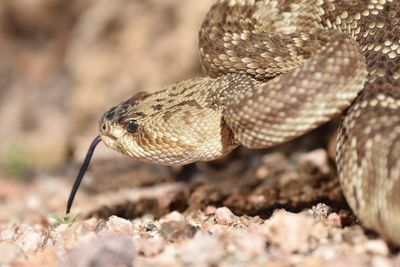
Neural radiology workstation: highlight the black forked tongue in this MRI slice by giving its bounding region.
[66,135,102,214]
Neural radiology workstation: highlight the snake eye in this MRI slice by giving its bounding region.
[126,120,139,133]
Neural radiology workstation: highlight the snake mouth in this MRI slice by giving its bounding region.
[99,119,127,152]
[100,134,125,154]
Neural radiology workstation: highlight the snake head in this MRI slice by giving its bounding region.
[99,79,238,165]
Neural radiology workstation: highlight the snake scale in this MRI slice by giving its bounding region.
[67,0,400,245]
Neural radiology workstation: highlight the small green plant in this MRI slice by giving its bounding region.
[49,212,81,225]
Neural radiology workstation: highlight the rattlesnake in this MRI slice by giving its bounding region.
[67,0,400,245]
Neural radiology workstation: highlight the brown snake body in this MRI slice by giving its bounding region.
[70,0,400,245]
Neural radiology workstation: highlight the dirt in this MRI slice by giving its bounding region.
[0,0,399,266]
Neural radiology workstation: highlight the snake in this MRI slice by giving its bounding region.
[65,0,400,245]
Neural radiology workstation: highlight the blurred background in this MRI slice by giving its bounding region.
[0,0,215,179]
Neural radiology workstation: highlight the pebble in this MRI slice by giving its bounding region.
[215,207,237,225]
[311,203,332,220]
[56,221,97,249]
[137,236,166,257]
[62,236,135,267]
[161,211,185,222]
[99,216,134,236]
[371,256,393,267]
[264,210,327,253]
[0,225,17,240]
[323,254,364,267]
[160,221,197,242]
[179,232,224,266]
[13,225,43,253]
[327,213,343,227]
[298,149,330,176]
[205,206,217,215]
[229,231,266,261]
[359,240,389,256]
[207,224,227,235]
[0,242,26,264]
[16,249,58,267]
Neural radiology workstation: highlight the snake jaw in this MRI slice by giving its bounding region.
[100,134,120,152]
[99,115,127,154]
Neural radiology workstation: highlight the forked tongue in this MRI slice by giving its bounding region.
[66,135,102,214]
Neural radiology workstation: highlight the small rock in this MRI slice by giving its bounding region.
[341,226,368,245]
[248,195,267,206]
[205,206,217,215]
[323,253,364,267]
[215,207,237,225]
[15,249,58,267]
[371,256,392,267]
[230,231,266,260]
[56,221,97,249]
[161,211,185,222]
[327,213,342,227]
[298,149,330,176]
[359,240,389,256]
[160,221,197,242]
[188,184,223,211]
[62,236,135,267]
[13,225,43,253]
[51,223,70,239]
[207,224,227,235]
[311,203,332,220]
[99,216,133,236]
[0,224,17,240]
[179,232,224,266]
[94,219,107,233]
[138,236,166,257]
[255,165,270,178]
[264,210,323,253]
[143,222,157,232]
[312,244,339,261]
[0,242,26,264]
[393,255,400,267]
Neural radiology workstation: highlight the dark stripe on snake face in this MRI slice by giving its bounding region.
[104,106,117,120]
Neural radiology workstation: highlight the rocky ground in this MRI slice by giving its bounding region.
[0,0,399,266]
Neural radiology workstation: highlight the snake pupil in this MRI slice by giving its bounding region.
[126,120,139,133]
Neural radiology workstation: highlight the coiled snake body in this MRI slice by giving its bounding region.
[98,0,400,244]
